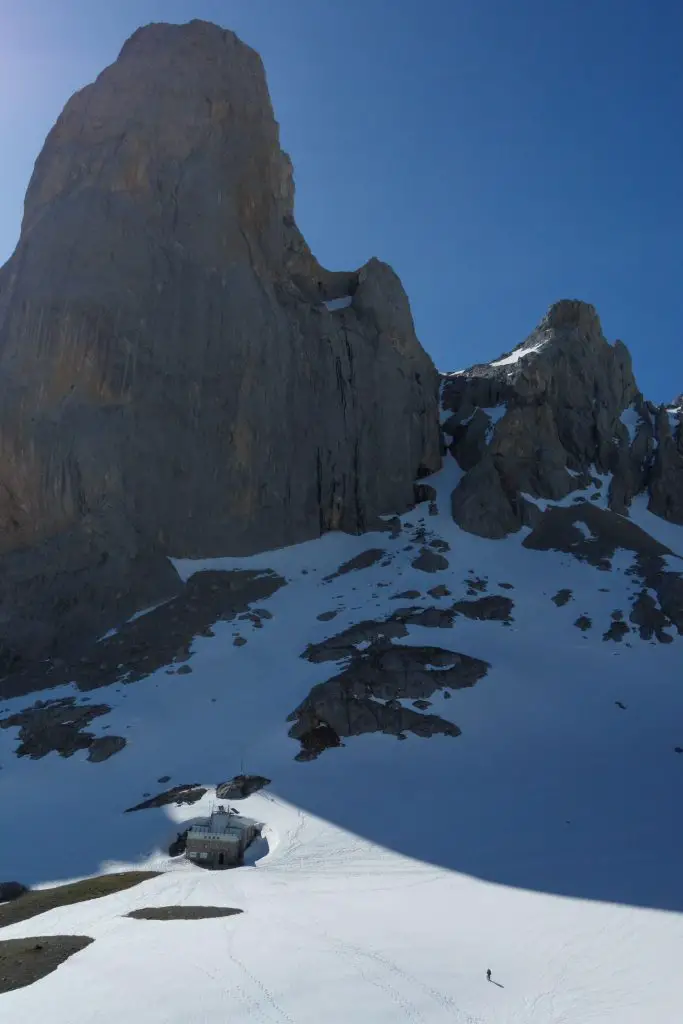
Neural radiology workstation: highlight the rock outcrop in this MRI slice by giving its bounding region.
[442,299,682,538]
[288,610,494,759]
[290,634,489,760]
[216,774,271,800]
[0,21,440,661]
[0,696,125,761]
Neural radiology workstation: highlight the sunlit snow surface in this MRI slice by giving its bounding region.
[489,342,545,367]
[1,456,683,1022]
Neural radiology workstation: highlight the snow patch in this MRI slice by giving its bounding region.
[490,341,544,368]
[666,407,681,432]
[482,404,507,442]
[574,520,596,541]
[620,406,642,444]
[324,296,353,311]
[97,599,172,643]
[628,494,683,557]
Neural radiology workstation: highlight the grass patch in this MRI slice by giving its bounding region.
[0,936,93,993]
[0,871,159,929]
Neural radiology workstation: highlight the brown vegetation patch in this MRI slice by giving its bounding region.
[0,873,159,929]
[0,935,93,994]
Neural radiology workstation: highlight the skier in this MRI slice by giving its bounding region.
[486,969,491,982]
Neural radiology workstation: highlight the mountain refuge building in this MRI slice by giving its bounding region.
[185,806,261,869]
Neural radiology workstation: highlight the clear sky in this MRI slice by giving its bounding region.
[1,0,681,400]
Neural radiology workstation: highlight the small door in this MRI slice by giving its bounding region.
[218,852,225,866]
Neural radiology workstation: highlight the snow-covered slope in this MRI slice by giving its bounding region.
[2,441,683,1022]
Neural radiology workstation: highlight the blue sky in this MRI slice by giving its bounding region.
[1,0,681,400]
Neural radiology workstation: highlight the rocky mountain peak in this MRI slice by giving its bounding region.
[442,299,681,540]
[0,21,440,664]
[118,18,240,59]
[537,298,600,334]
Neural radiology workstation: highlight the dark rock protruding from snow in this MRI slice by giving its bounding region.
[523,503,683,640]
[323,549,387,581]
[125,785,206,813]
[0,881,28,902]
[0,697,124,761]
[0,20,440,663]
[216,775,271,800]
[290,618,490,759]
[126,906,242,921]
[442,299,683,537]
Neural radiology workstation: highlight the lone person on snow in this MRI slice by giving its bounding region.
[486,969,492,982]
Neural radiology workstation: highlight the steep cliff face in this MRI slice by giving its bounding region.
[0,21,440,659]
[442,299,682,538]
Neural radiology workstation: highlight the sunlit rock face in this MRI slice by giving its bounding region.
[0,20,440,661]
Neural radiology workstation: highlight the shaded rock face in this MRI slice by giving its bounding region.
[0,568,285,703]
[649,405,683,522]
[0,20,440,661]
[442,299,681,537]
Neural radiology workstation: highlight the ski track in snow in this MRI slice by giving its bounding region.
[1,454,683,1021]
